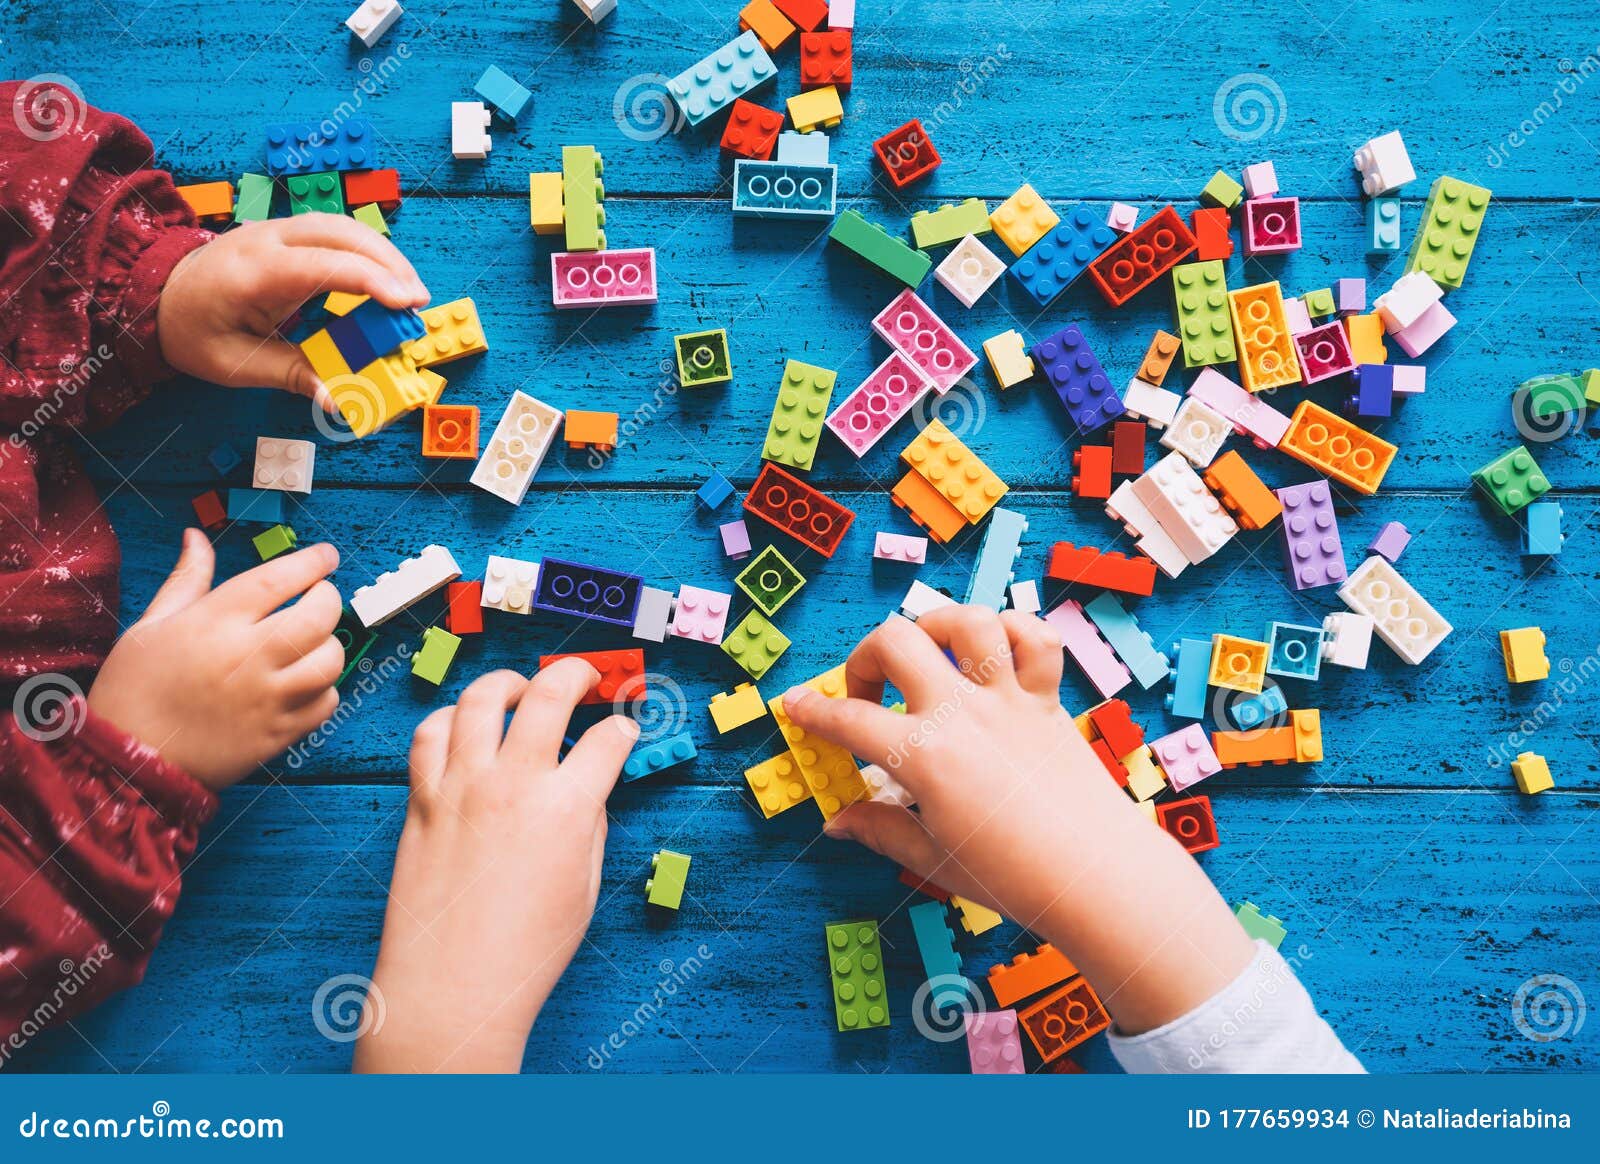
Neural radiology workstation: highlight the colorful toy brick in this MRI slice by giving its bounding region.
[333,606,378,687]
[1009,579,1042,614]
[1087,206,1196,307]
[1106,202,1138,232]
[1157,795,1219,854]
[1407,175,1491,289]
[935,234,1005,307]
[964,507,1027,610]
[1511,752,1553,796]
[721,98,784,159]
[533,558,642,627]
[1335,277,1366,315]
[825,352,933,457]
[1345,313,1388,365]
[1084,595,1167,689]
[631,586,674,643]
[474,64,531,121]
[899,419,1008,525]
[1191,206,1233,261]
[251,436,315,495]
[470,390,561,504]
[551,248,657,308]
[1009,207,1118,306]
[1391,300,1457,357]
[828,210,932,286]
[176,180,233,223]
[1338,556,1451,665]
[721,610,790,678]
[1200,170,1243,209]
[1213,725,1297,767]
[826,0,855,27]
[538,648,646,705]
[772,0,827,28]
[1266,621,1323,681]
[529,171,563,234]
[1473,445,1550,516]
[1202,451,1280,531]
[1294,321,1356,385]
[191,489,226,530]
[1103,481,1189,579]
[1367,520,1411,562]
[286,171,344,216]
[1123,745,1165,801]
[225,173,270,224]
[1228,282,1301,393]
[421,404,478,459]
[408,298,488,368]
[698,472,736,510]
[1234,901,1287,949]
[1164,637,1211,719]
[350,545,461,627]
[1297,707,1326,762]
[1241,196,1301,256]
[645,850,691,908]
[1375,270,1443,333]
[668,31,777,127]
[732,159,837,220]
[1210,633,1268,694]
[1090,737,1129,786]
[1044,600,1131,698]
[1365,196,1402,253]
[352,203,387,235]
[346,0,402,48]
[265,118,377,177]
[770,665,867,817]
[760,359,836,470]
[1517,373,1587,421]
[744,462,855,556]
[444,581,483,635]
[711,682,767,733]
[1229,686,1287,731]
[775,129,828,165]
[1240,160,1278,199]
[1110,420,1146,477]
[1121,378,1181,431]
[1131,452,1239,565]
[1321,611,1373,670]
[872,290,976,392]
[1031,324,1122,433]
[874,532,928,564]
[910,197,988,250]
[411,626,461,686]
[1522,501,1564,556]
[1353,130,1415,195]
[1018,978,1109,1062]
[987,943,1076,1008]
[450,101,492,159]
[1282,296,1313,336]
[669,585,731,644]
[735,544,805,616]
[1171,260,1236,368]
[1303,287,1336,318]
[900,581,956,621]
[563,410,619,453]
[1071,445,1113,499]
[951,895,1002,936]
[1160,397,1230,468]
[1129,335,1178,391]
[983,330,1034,389]
[786,84,842,132]
[989,183,1058,256]
[965,1010,1024,1074]
[1346,364,1395,420]
[744,751,810,816]
[1275,479,1346,590]
[720,520,752,560]
[343,167,400,211]
[891,471,967,544]
[252,524,297,562]
[1150,724,1222,792]
[873,119,940,188]
[558,144,606,251]
[675,329,732,387]
[479,556,539,615]
[908,901,967,1010]
[739,0,795,50]
[825,920,889,1031]
[1279,401,1396,495]
[1501,627,1550,684]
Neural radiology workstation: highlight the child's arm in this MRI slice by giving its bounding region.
[781,605,1361,1072]
[354,663,639,1073]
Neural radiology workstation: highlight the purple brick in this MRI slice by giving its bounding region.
[1295,320,1356,385]
[1367,520,1411,563]
[1346,364,1395,419]
[1276,479,1347,590]
[1030,324,1124,434]
[1009,207,1118,307]
[1242,195,1301,256]
[1151,723,1222,792]
[719,519,752,559]
[1336,277,1366,314]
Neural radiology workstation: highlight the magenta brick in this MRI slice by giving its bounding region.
[1242,196,1302,256]
[825,350,932,457]
[551,248,658,308]
[1294,321,1356,384]
[871,289,975,393]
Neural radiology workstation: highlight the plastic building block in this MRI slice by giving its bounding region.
[538,649,646,705]
[908,901,967,1011]
[1087,206,1196,307]
[735,545,805,616]
[987,943,1076,1008]
[1110,420,1146,477]
[1191,206,1233,261]
[786,84,842,132]
[874,532,927,564]
[208,443,241,476]
[799,29,852,88]
[1348,313,1391,363]
[333,607,378,687]
[983,330,1034,389]
[950,895,1002,936]
[346,0,402,47]
[1107,202,1138,232]
[474,65,531,121]
[1090,736,1130,786]
[191,489,226,530]
[558,145,606,252]
[571,0,615,23]
[1104,481,1188,578]
[964,508,1027,611]
[891,470,967,544]
[632,586,674,642]
[698,472,736,510]
[1367,520,1411,562]
[252,524,297,562]
[1121,378,1181,431]
[1282,296,1313,337]
[1130,452,1239,565]
[1294,321,1356,386]
[739,0,795,51]
[675,329,732,388]
[1298,709,1326,765]
[1585,367,1600,408]
[1009,579,1041,614]
[1279,401,1396,495]
[825,920,889,1031]
[825,352,932,456]
[1160,397,1230,468]
[1353,130,1415,195]
[1391,300,1457,357]
[1123,746,1165,802]
[873,119,940,188]
[828,210,932,286]
[1472,446,1550,516]
[872,291,974,393]
[1228,282,1301,392]
[251,437,315,495]
[1346,364,1395,420]
[827,0,855,26]
[771,0,827,27]
[1164,637,1211,719]
[667,31,777,127]
[769,665,867,817]
[732,159,837,220]
[1338,556,1451,665]
[711,683,767,734]
[1018,978,1110,1062]
[1210,633,1268,694]
[1214,725,1297,767]
[775,129,828,165]
[1150,724,1222,792]
[1157,795,1219,854]
[1321,611,1373,669]
[529,171,563,235]
[623,732,698,784]
[563,410,618,453]
[1202,451,1281,531]
[343,299,426,365]
[745,463,854,556]
[1044,600,1131,698]
[1275,479,1346,590]
[1407,175,1491,289]
[264,118,377,177]
[965,1010,1024,1074]
[286,171,344,216]
[350,545,461,627]
[351,203,387,235]
[1130,334,1178,389]
[408,298,488,369]
[444,582,483,635]
[1375,271,1444,332]
[989,183,1059,256]
[1240,161,1278,199]
[1266,621,1323,681]
[1229,686,1288,731]
[470,390,561,504]
[344,168,401,210]
[1512,753,1553,796]
[1522,501,1564,556]
[534,558,642,627]
[450,102,492,159]
[720,520,753,560]
[1009,207,1118,306]
[668,585,732,644]
[1031,325,1122,433]
[410,626,461,686]
[1071,445,1113,499]
[1200,170,1243,209]
[1365,195,1402,253]
[1232,901,1287,949]
[1332,278,1365,315]
[1083,594,1168,689]
[900,419,1008,526]
[899,582,956,621]
[1517,373,1587,421]
[1303,288,1336,319]
[744,752,810,817]
[481,556,539,615]
[645,850,691,909]
[758,359,836,470]
[1242,196,1301,256]
[1171,261,1236,369]
[551,248,657,308]
[934,234,1005,307]
[176,181,233,224]
[1501,627,1550,684]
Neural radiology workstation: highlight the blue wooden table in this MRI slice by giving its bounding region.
[9,1,1599,1073]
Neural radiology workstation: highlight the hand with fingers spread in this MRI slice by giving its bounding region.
[781,605,1256,1037]
[85,531,344,791]
[353,663,640,1074]
[156,214,429,406]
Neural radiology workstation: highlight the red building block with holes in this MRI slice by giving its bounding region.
[1071,445,1113,499]
[191,490,226,530]
[1090,737,1129,786]
[873,119,940,189]
[719,99,784,160]
[1018,977,1110,1062]
[538,648,647,705]
[744,462,855,557]
[1111,420,1146,475]
[1157,795,1219,854]
[1089,698,1144,758]
[899,868,951,902]
[771,0,827,30]
[1191,206,1233,261]
[799,30,852,88]
[445,581,484,635]
[1045,542,1157,597]
[343,168,401,211]
[1087,206,1197,307]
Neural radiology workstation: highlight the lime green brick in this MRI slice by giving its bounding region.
[825,919,889,1031]
[234,173,273,223]
[735,545,804,615]
[1199,169,1243,209]
[909,197,991,250]
[411,625,461,685]
[1233,901,1286,949]
[762,359,836,469]
[645,849,690,909]
[1171,260,1236,367]
[828,210,931,286]
[1405,175,1490,290]
[252,523,297,561]
[721,609,790,679]
[674,329,732,387]
[1584,369,1600,409]
[1472,445,1550,516]
[560,144,606,251]
[352,202,389,235]
[1303,287,1335,317]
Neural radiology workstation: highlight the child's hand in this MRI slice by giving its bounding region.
[354,664,639,1074]
[86,530,343,791]
[157,214,429,407]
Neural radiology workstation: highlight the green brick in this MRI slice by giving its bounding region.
[411,625,461,685]
[1405,175,1490,289]
[286,171,345,216]
[233,172,273,223]
[828,210,932,286]
[1199,169,1243,210]
[909,197,991,250]
[721,609,790,679]
[333,607,378,688]
[645,849,690,910]
[1302,287,1335,317]
[352,202,389,235]
[762,359,836,469]
[1472,445,1550,516]
[252,523,297,561]
[735,545,804,616]
[1171,260,1236,367]
[825,919,889,1031]
[1516,373,1585,420]
[1233,901,1286,949]
[560,144,606,251]
[674,329,732,387]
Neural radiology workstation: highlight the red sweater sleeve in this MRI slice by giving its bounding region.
[0,697,216,1049]
[0,78,213,433]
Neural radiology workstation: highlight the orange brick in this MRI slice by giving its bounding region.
[1138,330,1181,385]
[988,943,1078,1008]
[1018,977,1109,1062]
[738,0,795,50]
[1202,450,1282,531]
[1213,726,1297,767]
[564,409,619,451]
[421,404,478,459]
[177,180,233,222]
[890,469,967,544]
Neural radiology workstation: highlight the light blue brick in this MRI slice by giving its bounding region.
[1266,621,1324,681]
[775,129,828,166]
[226,487,286,524]
[963,508,1027,611]
[1165,636,1211,719]
[907,901,967,1010]
[732,160,837,221]
[667,31,777,127]
[1522,500,1564,556]
[1229,685,1287,730]
[697,472,735,510]
[1366,196,1401,253]
[1084,592,1168,689]
[474,65,533,121]
[622,730,697,783]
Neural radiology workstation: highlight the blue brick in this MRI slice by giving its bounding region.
[474,65,533,121]
[1346,364,1394,419]
[343,298,426,361]
[324,312,382,371]
[963,508,1027,611]
[208,443,241,476]
[1365,196,1401,253]
[1266,621,1325,681]
[697,472,736,510]
[1521,500,1565,556]
[1030,324,1124,434]
[1009,206,1117,306]
[908,901,968,1009]
[732,160,838,221]
[532,557,643,626]
[1165,637,1211,719]
[667,31,777,127]
[1229,685,1287,730]
[264,118,378,177]
[1084,592,1168,689]
[226,487,286,524]
[622,730,697,782]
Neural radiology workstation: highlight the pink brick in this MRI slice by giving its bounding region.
[1150,724,1222,792]
[1187,367,1289,450]
[1242,196,1301,256]
[668,585,730,643]
[873,531,927,563]
[1392,365,1426,395]
[1392,301,1456,357]
[551,248,658,308]
[871,289,975,393]
[719,520,752,559]
[1294,321,1356,384]
[1045,599,1131,697]
[1282,296,1313,335]
[965,1009,1025,1074]
[1241,161,1278,199]
[825,351,932,457]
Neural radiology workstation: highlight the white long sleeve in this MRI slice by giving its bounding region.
[1107,940,1364,1073]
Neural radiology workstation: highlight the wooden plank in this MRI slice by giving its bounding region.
[14,785,1597,1072]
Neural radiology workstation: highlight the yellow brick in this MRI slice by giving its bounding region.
[989,183,1059,257]
[1290,709,1323,763]
[529,172,563,235]
[951,894,1003,936]
[1209,633,1268,694]
[901,419,1008,524]
[1228,282,1301,393]
[408,298,489,367]
[787,85,843,132]
[983,329,1035,389]
[744,751,812,817]
[329,350,432,438]
[1500,627,1550,683]
[324,291,368,316]
[710,682,767,733]
[418,367,447,406]
[1345,312,1388,364]
[1122,745,1166,802]
[299,328,351,382]
[767,665,867,819]
[1511,752,1553,794]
